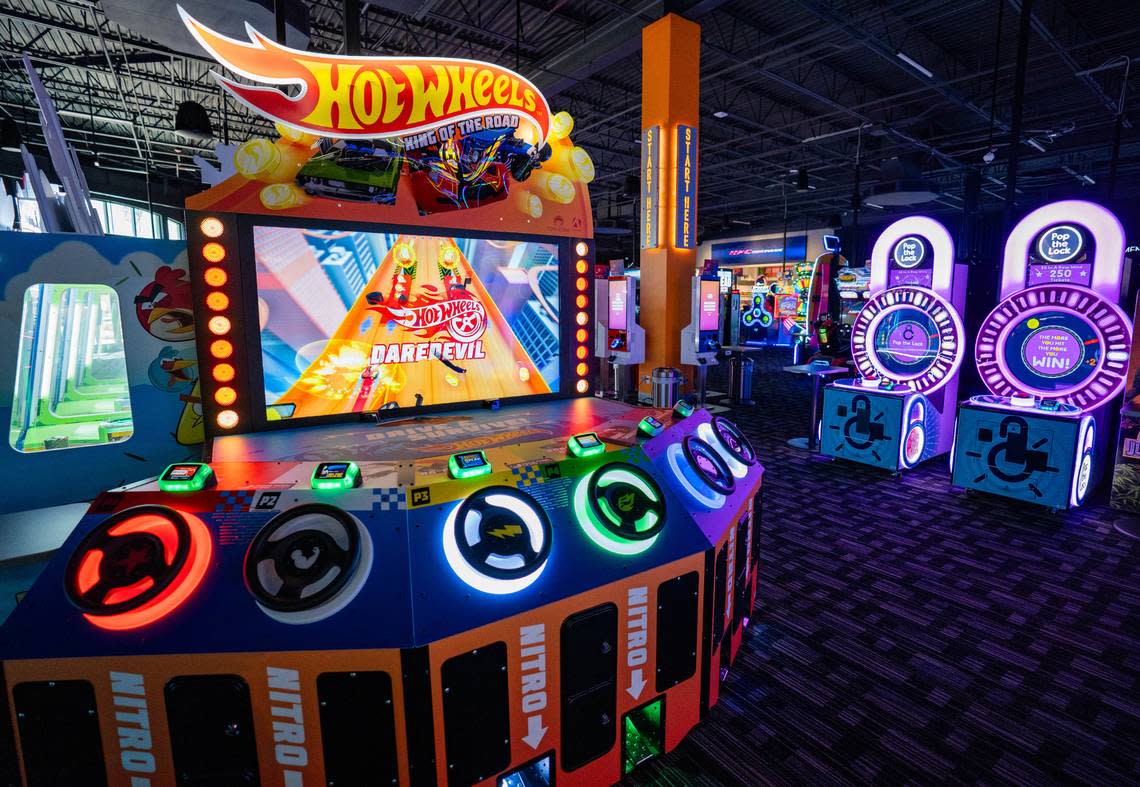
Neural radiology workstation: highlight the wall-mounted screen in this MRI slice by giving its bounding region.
[252,225,562,419]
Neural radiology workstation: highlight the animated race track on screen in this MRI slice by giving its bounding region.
[255,226,560,419]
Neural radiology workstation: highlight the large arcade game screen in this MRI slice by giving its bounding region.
[252,225,562,418]
[0,10,765,787]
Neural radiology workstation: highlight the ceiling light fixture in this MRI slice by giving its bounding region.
[1025,137,1046,152]
[796,168,809,192]
[713,110,729,119]
[802,123,871,144]
[896,50,934,79]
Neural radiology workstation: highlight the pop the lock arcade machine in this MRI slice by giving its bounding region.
[951,201,1132,509]
[820,216,967,470]
[0,13,763,787]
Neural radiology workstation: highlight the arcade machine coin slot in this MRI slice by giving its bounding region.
[448,450,493,480]
[672,400,695,419]
[157,462,216,492]
[637,415,665,438]
[568,431,606,457]
[311,460,363,489]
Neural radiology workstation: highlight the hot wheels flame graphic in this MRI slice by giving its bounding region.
[178,6,551,143]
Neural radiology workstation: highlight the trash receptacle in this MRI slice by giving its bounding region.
[728,356,755,405]
[651,367,684,408]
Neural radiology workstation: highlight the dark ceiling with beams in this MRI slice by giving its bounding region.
[1,0,1138,238]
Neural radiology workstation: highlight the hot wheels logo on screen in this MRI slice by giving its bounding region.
[179,6,551,143]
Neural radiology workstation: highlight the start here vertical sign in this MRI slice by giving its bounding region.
[641,125,661,250]
[674,124,697,249]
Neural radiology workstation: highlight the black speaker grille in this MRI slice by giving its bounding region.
[561,604,618,770]
[655,572,699,691]
[441,642,510,787]
[13,680,106,787]
[164,675,258,786]
[317,671,399,786]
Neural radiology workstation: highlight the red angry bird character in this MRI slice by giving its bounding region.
[135,266,195,341]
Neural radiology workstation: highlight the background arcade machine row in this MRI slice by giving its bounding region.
[951,201,1132,509]
[820,217,967,471]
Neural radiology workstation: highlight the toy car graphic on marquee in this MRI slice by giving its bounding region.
[296,137,404,204]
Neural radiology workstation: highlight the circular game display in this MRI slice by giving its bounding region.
[65,506,212,630]
[875,309,939,373]
[444,486,551,594]
[244,504,372,624]
[975,284,1131,410]
[574,463,666,555]
[851,286,964,393]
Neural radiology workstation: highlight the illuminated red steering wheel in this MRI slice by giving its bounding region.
[64,506,212,631]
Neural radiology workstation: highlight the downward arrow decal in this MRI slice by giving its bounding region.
[522,714,548,749]
[627,667,646,700]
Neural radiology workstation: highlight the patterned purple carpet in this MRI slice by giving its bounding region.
[628,347,1140,786]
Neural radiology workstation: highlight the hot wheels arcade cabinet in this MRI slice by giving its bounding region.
[951,201,1132,509]
[0,14,764,787]
[820,217,967,470]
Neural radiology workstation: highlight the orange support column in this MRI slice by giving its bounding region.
[639,13,701,396]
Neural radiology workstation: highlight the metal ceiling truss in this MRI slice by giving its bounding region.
[0,0,1137,235]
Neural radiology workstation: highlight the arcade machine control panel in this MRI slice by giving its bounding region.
[0,400,764,787]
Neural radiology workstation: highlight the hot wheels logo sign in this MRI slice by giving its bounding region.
[179,6,551,143]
